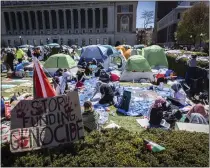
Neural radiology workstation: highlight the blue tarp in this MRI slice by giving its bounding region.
[117,87,173,117]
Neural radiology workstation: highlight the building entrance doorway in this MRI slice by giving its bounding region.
[53,39,58,43]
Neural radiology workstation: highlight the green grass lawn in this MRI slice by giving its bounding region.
[1,74,150,133]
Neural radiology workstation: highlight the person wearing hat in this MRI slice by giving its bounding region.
[91,81,114,105]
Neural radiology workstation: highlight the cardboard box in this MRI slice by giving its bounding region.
[175,122,209,134]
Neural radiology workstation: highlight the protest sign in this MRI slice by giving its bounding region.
[10,91,84,153]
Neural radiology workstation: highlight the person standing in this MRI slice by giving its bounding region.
[15,47,25,63]
[5,49,15,72]
[186,54,197,84]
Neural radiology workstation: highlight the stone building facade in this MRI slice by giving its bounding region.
[1,1,138,46]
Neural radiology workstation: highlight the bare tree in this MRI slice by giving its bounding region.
[141,10,154,29]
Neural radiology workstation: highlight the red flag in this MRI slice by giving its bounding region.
[33,58,56,99]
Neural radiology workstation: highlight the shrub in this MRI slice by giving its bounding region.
[1,128,209,167]
[166,53,209,77]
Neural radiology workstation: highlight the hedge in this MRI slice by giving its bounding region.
[1,128,209,167]
[166,53,209,77]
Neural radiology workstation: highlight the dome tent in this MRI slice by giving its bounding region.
[78,45,108,65]
[142,45,168,68]
[126,55,151,72]
[120,55,154,82]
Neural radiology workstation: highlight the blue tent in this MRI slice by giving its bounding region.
[78,45,108,65]
[103,45,120,56]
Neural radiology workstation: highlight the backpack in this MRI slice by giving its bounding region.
[118,90,131,112]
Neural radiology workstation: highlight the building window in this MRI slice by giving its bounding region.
[8,40,11,46]
[177,13,180,19]
[121,15,129,32]
[83,30,85,33]
[97,29,100,33]
[75,39,78,45]
[96,38,100,44]
[121,5,129,13]
[103,38,107,45]
[82,39,86,46]
[122,38,126,44]
[89,38,92,45]
[68,30,71,34]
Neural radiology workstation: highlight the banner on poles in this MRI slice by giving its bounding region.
[10,91,84,153]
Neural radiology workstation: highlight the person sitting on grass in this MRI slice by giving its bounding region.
[185,104,209,125]
[95,62,104,77]
[168,83,187,107]
[148,97,167,129]
[85,62,93,76]
[82,101,99,132]
[99,69,110,83]
[75,69,87,89]
[91,81,114,105]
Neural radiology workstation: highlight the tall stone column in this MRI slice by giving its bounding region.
[15,12,20,32]
[85,8,88,31]
[35,11,39,30]
[93,8,96,30]
[9,12,13,32]
[28,11,32,31]
[42,10,46,31]
[21,11,26,31]
[56,10,60,30]
[49,10,53,30]
[78,9,81,32]
[63,9,67,31]
[71,9,74,32]
[100,8,103,30]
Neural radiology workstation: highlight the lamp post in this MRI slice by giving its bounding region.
[19,36,22,45]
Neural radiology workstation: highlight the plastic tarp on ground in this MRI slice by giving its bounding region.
[142,45,168,68]
[120,55,154,82]
[78,45,108,65]
[117,86,172,117]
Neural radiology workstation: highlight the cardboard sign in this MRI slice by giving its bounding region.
[10,91,84,153]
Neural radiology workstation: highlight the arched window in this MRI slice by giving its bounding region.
[121,15,129,32]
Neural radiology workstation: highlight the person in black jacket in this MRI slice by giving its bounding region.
[99,69,110,83]
[95,62,104,77]
[149,97,167,128]
[91,81,114,105]
[5,49,15,72]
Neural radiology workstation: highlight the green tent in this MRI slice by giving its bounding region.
[131,49,142,56]
[142,45,168,68]
[126,55,152,72]
[43,54,76,68]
